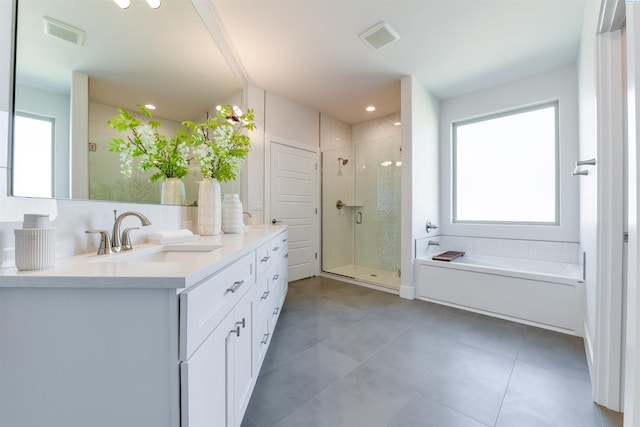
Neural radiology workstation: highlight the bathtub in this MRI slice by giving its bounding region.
[415,253,584,334]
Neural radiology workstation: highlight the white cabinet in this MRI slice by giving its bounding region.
[0,227,287,427]
[253,232,289,371]
[180,311,234,427]
[180,285,254,427]
[181,229,287,427]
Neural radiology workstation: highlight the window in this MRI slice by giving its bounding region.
[13,113,54,198]
[453,102,558,224]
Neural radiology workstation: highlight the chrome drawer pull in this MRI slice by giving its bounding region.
[273,246,279,252]
[273,274,279,281]
[261,332,270,345]
[225,280,245,294]
[261,291,270,300]
[231,326,241,337]
[273,307,279,316]
[260,255,270,263]
[284,253,289,259]
[237,318,246,329]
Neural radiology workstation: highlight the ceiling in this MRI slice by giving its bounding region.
[15,0,241,122]
[211,0,592,125]
[14,0,591,126]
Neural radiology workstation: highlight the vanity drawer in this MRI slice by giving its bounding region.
[255,264,274,317]
[256,241,273,278]
[254,308,272,369]
[256,233,285,278]
[180,252,255,361]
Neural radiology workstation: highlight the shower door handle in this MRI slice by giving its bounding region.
[355,211,363,224]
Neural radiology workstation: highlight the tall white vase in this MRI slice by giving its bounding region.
[198,178,222,235]
[222,193,244,233]
[161,178,186,205]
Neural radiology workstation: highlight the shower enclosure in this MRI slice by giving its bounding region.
[322,135,401,290]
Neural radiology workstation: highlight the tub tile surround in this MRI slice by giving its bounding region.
[417,235,582,265]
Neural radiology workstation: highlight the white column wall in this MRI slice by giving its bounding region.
[400,76,439,299]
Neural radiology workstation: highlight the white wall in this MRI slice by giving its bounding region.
[626,4,640,424]
[578,0,601,377]
[439,65,580,243]
[265,92,319,147]
[401,76,439,299]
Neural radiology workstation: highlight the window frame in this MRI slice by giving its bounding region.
[451,101,560,226]
[12,111,55,198]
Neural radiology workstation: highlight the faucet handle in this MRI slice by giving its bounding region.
[86,230,112,255]
[121,227,140,252]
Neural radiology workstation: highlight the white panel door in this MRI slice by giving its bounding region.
[270,141,318,281]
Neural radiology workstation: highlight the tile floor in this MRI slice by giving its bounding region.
[323,264,401,290]
[242,276,624,427]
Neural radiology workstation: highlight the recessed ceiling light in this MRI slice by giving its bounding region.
[393,121,402,126]
[366,106,376,112]
[145,0,161,9]
[144,104,156,110]
[113,0,130,8]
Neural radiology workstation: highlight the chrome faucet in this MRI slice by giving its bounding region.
[112,211,151,252]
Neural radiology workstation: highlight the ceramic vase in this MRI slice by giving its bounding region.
[198,178,222,235]
[222,193,244,233]
[161,178,186,205]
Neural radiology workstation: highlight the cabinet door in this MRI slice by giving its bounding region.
[181,312,235,427]
[232,291,254,426]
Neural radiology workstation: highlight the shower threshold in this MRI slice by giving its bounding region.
[323,264,400,290]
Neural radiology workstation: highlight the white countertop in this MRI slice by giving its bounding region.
[0,225,286,289]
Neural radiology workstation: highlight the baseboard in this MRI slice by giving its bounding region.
[584,320,595,385]
[399,284,416,300]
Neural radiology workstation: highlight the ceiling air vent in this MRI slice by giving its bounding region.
[43,17,85,46]
[359,21,400,50]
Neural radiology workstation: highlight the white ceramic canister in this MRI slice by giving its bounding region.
[222,193,244,234]
[14,228,56,271]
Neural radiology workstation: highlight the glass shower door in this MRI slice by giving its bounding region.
[321,135,402,290]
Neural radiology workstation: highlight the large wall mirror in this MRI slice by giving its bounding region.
[13,0,243,205]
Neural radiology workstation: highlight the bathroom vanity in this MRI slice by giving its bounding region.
[0,225,288,427]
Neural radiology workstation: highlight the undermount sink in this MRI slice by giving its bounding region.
[91,245,224,263]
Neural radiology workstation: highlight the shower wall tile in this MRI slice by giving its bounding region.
[320,114,352,151]
[352,113,401,143]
